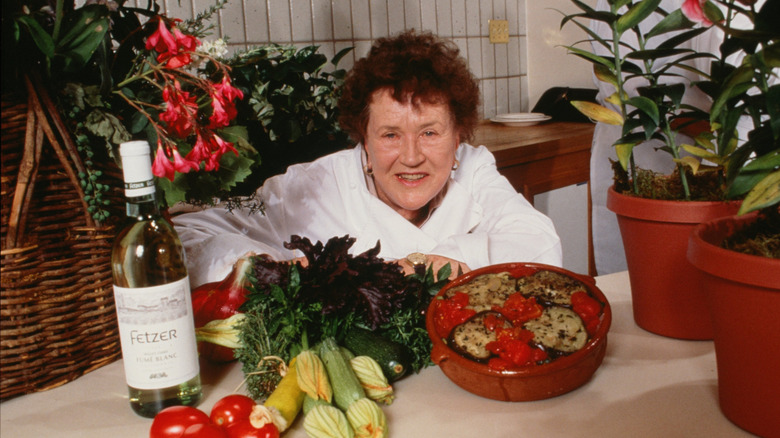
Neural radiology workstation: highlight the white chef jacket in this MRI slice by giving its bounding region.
[174,144,562,287]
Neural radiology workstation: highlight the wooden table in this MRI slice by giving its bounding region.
[474,120,596,274]
[0,271,754,438]
[473,120,594,204]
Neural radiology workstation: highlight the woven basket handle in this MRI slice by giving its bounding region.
[4,75,95,250]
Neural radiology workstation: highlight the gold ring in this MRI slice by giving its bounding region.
[406,252,427,267]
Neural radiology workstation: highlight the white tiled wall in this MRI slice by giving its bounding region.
[161,0,530,119]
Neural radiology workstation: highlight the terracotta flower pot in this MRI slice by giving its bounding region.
[688,212,780,438]
[606,186,740,339]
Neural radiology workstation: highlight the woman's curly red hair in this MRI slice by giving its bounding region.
[338,30,481,145]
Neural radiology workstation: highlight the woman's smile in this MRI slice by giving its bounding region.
[397,173,426,182]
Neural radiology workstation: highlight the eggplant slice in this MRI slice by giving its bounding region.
[523,306,587,353]
[448,311,510,362]
[516,270,588,307]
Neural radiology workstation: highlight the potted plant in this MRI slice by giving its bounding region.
[1,0,255,398]
[683,1,779,435]
[559,0,761,340]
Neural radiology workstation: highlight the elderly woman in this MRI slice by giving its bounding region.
[174,30,562,287]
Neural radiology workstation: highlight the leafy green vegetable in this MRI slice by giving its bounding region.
[234,235,450,399]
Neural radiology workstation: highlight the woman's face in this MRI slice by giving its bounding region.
[364,88,460,224]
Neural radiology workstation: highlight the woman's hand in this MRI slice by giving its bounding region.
[397,253,470,280]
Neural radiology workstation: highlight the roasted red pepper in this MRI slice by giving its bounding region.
[433,292,477,336]
[485,325,547,370]
[492,292,543,325]
[191,254,255,363]
[571,291,601,335]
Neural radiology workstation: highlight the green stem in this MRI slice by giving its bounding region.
[610,5,636,193]
[52,0,64,41]
[663,123,691,199]
[301,326,310,351]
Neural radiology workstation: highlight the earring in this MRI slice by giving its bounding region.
[451,159,460,171]
[363,165,373,176]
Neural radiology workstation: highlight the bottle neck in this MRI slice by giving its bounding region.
[125,192,161,219]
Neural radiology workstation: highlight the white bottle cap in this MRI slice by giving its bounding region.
[119,141,156,197]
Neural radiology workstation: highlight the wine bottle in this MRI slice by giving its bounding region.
[111,140,202,418]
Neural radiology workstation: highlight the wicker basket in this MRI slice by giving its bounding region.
[0,76,123,400]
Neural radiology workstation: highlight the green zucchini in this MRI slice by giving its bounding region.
[343,327,413,382]
[319,337,365,411]
[302,394,331,414]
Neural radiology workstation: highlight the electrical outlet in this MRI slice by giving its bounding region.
[489,19,509,44]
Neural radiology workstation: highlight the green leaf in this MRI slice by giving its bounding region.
[331,47,354,67]
[55,5,111,73]
[768,85,780,138]
[710,66,754,120]
[129,111,149,134]
[702,1,725,25]
[626,96,659,125]
[646,9,695,38]
[565,46,616,70]
[728,152,780,198]
[215,152,254,191]
[616,0,662,35]
[16,15,55,58]
[738,170,780,214]
[158,173,189,207]
[742,150,780,173]
[656,27,709,51]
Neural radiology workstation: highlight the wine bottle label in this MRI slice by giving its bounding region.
[113,277,200,389]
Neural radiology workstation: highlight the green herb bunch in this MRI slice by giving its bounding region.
[234,236,451,399]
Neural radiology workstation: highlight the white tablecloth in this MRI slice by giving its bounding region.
[0,271,754,437]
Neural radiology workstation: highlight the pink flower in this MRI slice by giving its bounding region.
[185,132,237,171]
[158,51,193,69]
[215,76,244,103]
[681,0,713,26]
[171,147,200,173]
[208,93,231,129]
[152,141,176,181]
[187,132,210,164]
[145,17,178,54]
[159,81,198,138]
[171,25,200,52]
[145,17,200,68]
[208,77,243,129]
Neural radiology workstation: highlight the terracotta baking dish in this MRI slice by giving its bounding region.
[426,263,612,401]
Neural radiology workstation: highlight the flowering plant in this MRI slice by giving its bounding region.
[3,0,254,220]
[561,0,778,213]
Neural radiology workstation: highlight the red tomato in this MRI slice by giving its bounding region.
[434,292,477,335]
[496,294,542,325]
[225,420,280,438]
[182,423,229,438]
[571,292,601,318]
[210,394,257,428]
[571,292,602,334]
[150,406,210,438]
